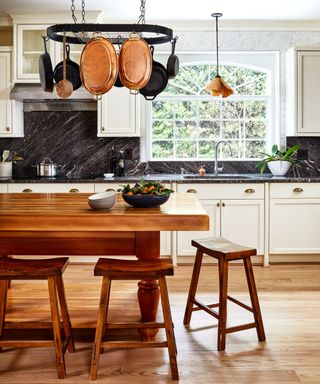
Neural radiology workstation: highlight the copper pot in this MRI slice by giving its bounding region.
[80,36,118,99]
[119,34,152,92]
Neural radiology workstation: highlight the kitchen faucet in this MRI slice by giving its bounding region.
[214,140,233,175]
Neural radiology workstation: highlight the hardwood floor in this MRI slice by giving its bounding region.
[0,263,319,383]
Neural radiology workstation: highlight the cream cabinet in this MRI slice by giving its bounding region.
[7,183,94,193]
[0,48,24,137]
[177,183,265,256]
[0,184,8,193]
[286,47,320,136]
[97,87,140,137]
[94,182,171,256]
[270,183,320,253]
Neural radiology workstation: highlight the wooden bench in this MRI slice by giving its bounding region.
[183,237,266,351]
[0,256,75,379]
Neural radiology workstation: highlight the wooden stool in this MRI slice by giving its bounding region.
[183,237,266,351]
[90,258,179,381]
[0,256,75,379]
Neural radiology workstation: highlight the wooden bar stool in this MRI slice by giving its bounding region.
[183,237,265,351]
[90,257,179,381]
[0,256,75,379]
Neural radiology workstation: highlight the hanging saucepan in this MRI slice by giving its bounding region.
[80,35,118,99]
[38,36,54,93]
[140,46,168,101]
[54,44,82,91]
[119,33,152,93]
[166,36,179,79]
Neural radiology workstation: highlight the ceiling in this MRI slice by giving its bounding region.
[1,0,320,21]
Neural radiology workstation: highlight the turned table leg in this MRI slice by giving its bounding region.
[135,232,161,341]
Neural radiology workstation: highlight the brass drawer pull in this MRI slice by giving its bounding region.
[293,187,303,193]
[222,202,225,207]
[22,188,33,193]
[186,189,197,194]
[245,188,255,193]
[217,202,220,207]
[105,188,116,192]
[69,188,80,193]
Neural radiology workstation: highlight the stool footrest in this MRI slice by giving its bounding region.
[227,295,253,312]
[0,340,54,348]
[106,321,165,330]
[192,299,219,320]
[101,340,168,349]
[226,322,257,334]
[4,321,64,329]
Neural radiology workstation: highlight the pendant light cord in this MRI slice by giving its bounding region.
[215,14,219,76]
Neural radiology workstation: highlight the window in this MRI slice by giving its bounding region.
[146,52,279,161]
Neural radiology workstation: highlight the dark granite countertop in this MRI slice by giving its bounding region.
[1,174,320,183]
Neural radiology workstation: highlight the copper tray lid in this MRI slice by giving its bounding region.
[119,35,152,92]
[80,36,118,98]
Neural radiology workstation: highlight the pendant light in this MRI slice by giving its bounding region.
[206,13,234,98]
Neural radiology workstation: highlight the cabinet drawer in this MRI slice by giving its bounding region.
[0,184,7,193]
[177,183,264,199]
[270,183,320,199]
[95,182,171,193]
[7,183,94,193]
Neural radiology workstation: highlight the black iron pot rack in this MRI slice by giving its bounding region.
[47,23,173,45]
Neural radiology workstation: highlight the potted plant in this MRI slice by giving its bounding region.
[256,144,301,175]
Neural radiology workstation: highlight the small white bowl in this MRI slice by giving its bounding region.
[103,173,114,178]
[88,191,116,210]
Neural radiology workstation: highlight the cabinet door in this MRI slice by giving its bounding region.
[270,198,320,253]
[177,199,220,256]
[297,51,320,134]
[0,52,11,135]
[220,199,264,255]
[16,24,54,82]
[97,87,140,137]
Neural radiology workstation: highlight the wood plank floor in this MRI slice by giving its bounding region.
[0,263,319,383]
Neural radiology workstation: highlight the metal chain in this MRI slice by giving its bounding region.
[138,0,146,24]
[81,0,86,24]
[71,0,77,23]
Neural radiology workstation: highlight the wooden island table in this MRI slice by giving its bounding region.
[0,192,209,340]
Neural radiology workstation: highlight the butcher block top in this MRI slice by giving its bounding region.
[0,193,209,232]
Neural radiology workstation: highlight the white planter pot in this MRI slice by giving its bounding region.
[267,160,291,176]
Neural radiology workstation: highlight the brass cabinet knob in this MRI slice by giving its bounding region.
[5,127,11,132]
[222,202,225,207]
[105,188,116,192]
[186,189,197,194]
[245,188,255,193]
[217,202,220,207]
[22,188,33,193]
[69,188,80,193]
[293,187,303,193]
[101,127,105,132]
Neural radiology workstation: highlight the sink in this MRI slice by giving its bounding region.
[183,174,252,179]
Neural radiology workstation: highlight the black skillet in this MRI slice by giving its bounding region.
[140,46,168,101]
[54,44,82,91]
[166,36,179,79]
[38,36,54,93]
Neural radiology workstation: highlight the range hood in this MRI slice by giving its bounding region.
[10,83,97,111]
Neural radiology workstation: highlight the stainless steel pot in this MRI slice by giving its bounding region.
[34,158,60,177]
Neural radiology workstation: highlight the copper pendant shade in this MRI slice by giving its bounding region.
[206,13,234,98]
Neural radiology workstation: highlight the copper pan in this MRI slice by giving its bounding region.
[119,34,152,93]
[80,36,118,99]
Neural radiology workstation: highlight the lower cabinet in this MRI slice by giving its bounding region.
[177,183,265,256]
[270,183,320,253]
[7,183,94,193]
[0,184,8,193]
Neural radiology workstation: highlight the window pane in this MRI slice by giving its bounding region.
[245,101,267,118]
[245,120,266,139]
[221,121,241,139]
[199,141,215,158]
[152,120,174,139]
[175,121,197,139]
[199,101,220,119]
[176,141,197,158]
[152,101,174,119]
[199,120,220,139]
[221,141,242,159]
[175,101,197,119]
[152,141,174,159]
[245,140,266,158]
[221,101,244,119]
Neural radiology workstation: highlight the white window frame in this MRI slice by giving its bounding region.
[144,50,280,162]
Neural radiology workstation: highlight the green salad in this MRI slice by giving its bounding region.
[119,180,174,196]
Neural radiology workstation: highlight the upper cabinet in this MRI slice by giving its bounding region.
[0,48,23,137]
[97,87,141,137]
[286,46,320,136]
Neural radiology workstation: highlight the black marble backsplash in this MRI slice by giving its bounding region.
[0,111,319,179]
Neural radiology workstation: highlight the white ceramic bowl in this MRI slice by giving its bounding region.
[103,173,114,178]
[88,191,117,210]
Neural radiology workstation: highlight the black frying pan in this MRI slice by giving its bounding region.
[140,46,168,101]
[38,36,54,93]
[167,37,179,79]
[54,44,82,91]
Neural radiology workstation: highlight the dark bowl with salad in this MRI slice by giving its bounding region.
[119,180,174,208]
